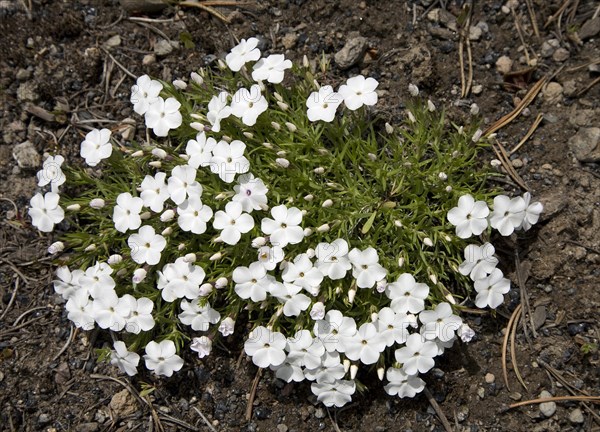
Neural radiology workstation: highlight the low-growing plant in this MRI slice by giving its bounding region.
[31,37,543,407]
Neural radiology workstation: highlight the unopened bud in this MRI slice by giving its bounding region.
[149,161,162,168]
[343,359,351,373]
[140,211,152,220]
[173,79,187,89]
[131,150,144,158]
[408,83,419,96]
[445,185,453,192]
[209,252,222,261]
[199,283,213,296]
[429,273,438,285]
[423,237,434,247]
[178,243,185,251]
[221,135,232,143]
[243,132,254,139]
[276,101,289,111]
[303,55,310,68]
[394,220,403,228]
[84,244,96,252]
[48,241,65,254]
[133,268,147,284]
[190,122,204,132]
[407,111,416,123]
[304,194,314,202]
[276,158,290,168]
[251,237,266,248]
[385,122,394,134]
[350,364,359,379]
[89,198,105,209]
[306,247,315,258]
[190,113,204,120]
[161,227,173,236]
[303,228,314,236]
[313,167,325,174]
[367,152,377,161]
[276,150,287,157]
[398,257,404,267]
[262,142,273,149]
[490,159,501,168]
[322,199,333,208]
[271,121,281,131]
[427,99,436,112]
[438,172,448,181]
[348,288,356,304]
[472,129,483,143]
[377,367,385,381]
[215,277,228,289]
[67,204,81,211]
[285,122,297,132]
[190,72,203,85]
[371,312,379,322]
[316,224,330,233]
[160,209,175,222]
[445,293,456,305]
[217,59,227,70]
[108,254,123,265]
[215,193,228,200]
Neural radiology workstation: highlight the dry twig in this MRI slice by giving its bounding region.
[509,113,543,155]
[423,387,453,432]
[509,395,600,409]
[502,304,522,392]
[245,368,263,421]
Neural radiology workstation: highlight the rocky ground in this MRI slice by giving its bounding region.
[1,0,599,431]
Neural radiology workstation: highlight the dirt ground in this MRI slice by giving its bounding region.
[1,0,599,431]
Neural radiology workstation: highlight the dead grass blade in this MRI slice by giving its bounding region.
[423,387,453,432]
[576,76,600,97]
[509,305,528,391]
[484,77,547,137]
[492,140,529,191]
[512,8,532,66]
[525,0,540,37]
[458,2,473,98]
[509,395,600,409]
[509,113,543,155]
[179,0,255,23]
[502,304,522,392]
[192,406,217,432]
[245,368,263,421]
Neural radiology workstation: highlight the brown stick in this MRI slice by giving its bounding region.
[245,368,263,421]
[423,387,453,432]
[502,304,522,392]
[509,395,600,409]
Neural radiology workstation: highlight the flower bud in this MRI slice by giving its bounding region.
[116,268,127,277]
[214,236,223,243]
[376,279,387,293]
[367,153,377,161]
[190,122,204,132]
[377,367,385,381]
[243,132,254,139]
[67,204,81,211]
[445,292,456,305]
[304,227,314,236]
[472,129,483,143]
[183,253,196,263]
[161,227,173,236]
[199,283,213,296]
[407,111,416,123]
[209,252,222,261]
[190,113,204,120]
[313,167,325,174]
[458,323,475,343]
[251,237,267,248]
[305,247,315,258]
[259,203,269,211]
[397,257,404,267]
[262,142,273,149]
[408,83,419,96]
[371,312,379,322]
[427,99,436,112]
[350,364,359,380]
[276,158,290,168]
[445,185,453,192]
[276,150,287,157]
[222,135,232,143]
[173,79,187,89]
[151,148,167,159]
[89,198,105,209]
[131,150,144,158]
[271,121,281,131]
[215,193,228,200]
[443,234,452,242]
[273,92,283,102]
[310,302,326,320]
[160,209,175,222]
[316,224,330,233]
[285,122,297,132]
[48,241,65,254]
[490,159,501,168]
[140,211,152,220]
[179,154,190,161]
[423,237,434,247]
[215,277,228,289]
[217,59,227,69]
[178,243,185,251]
[348,288,356,304]
[133,268,147,284]
[276,101,289,111]
[149,161,162,168]
[394,220,403,228]
[300,209,307,215]
[108,254,123,265]
[84,244,96,252]
[304,194,314,202]
[322,199,333,208]
[429,273,438,285]
[343,359,351,373]
[190,72,203,85]
[385,122,394,134]
[438,172,448,181]
[303,55,310,68]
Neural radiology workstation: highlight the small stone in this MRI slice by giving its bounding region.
[12,140,41,169]
[17,81,39,102]
[104,34,121,48]
[552,48,570,62]
[154,39,174,56]
[315,407,326,419]
[511,158,524,168]
[539,391,556,417]
[16,68,32,81]
[543,82,563,104]
[469,26,482,41]
[277,425,289,432]
[477,387,485,399]
[579,16,600,40]
[543,113,558,124]
[0,371,4,381]
[568,127,600,162]
[484,373,495,384]
[334,35,368,69]
[509,392,522,401]
[569,408,584,424]
[109,389,138,417]
[281,33,298,50]
[254,406,271,420]
[456,406,469,422]
[38,413,51,425]
[472,84,483,95]
[77,423,99,432]
[142,54,156,65]
[496,55,513,74]
[358,1,366,9]
[540,41,556,58]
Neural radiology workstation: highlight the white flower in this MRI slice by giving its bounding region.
[490,195,526,236]
[218,317,235,336]
[112,192,144,233]
[457,323,476,343]
[244,326,286,368]
[283,253,323,290]
[167,165,203,205]
[232,173,268,212]
[419,302,462,342]
[231,85,268,126]
[386,273,430,314]
[314,309,357,353]
[474,268,511,309]
[92,292,129,331]
[191,336,212,358]
[177,196,213,234]
[232,261,272,302]
[384,368,425,398]
[269,282,312,317]
[206,92,231,132]
[261,204,304,248]
[287,330,325,369]
[213,201,254,245]
[53,266,83,300]
[28,192,65,232]
[272,359,305,383]
[130,74,162,115]
[110,341,140,376]
[80,262,115,299]
[252,54,293,83]
[343,322,386,365]
[348,247,387,288]
[225,37,261,72]
[376,307,413,346]
[65,289,95,330]
[394,333,438,375]
[458,243,498,280]
[311,379,356,408]
[128,225,166,265]
[338,75,379,110]
[144,340,184,377]
[178,299,220,331]
[145,97,182,137]
[315,239,352,280]
[256,245,284,270]
[519,192,543,231]
[157,258,206,301]
[118,294,155,333]
[186,131,217,169]
[447,194,490,238]
[306,85,343,122]
[80,128,112,167]
[140,172,170,213]
[37,155,66,191]
[209,140,250,184]
[310,302,326,320]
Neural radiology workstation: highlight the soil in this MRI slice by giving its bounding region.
[1,1,599,431]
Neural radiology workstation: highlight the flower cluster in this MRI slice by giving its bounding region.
[29,37,543,407]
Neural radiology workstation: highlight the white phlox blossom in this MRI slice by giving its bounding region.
[140,172,170,213]
[232,261,272,302]
[306,85,343,122]
[384,367,425,398]
[474,268,511,309]
[232,173,268,212]
[252,54,293,83]
[458,243,498,280]
[111,341,140,376]
[178,298,221,331]
[337,75,379,110]
[348,247,387,288]
[144,97,182,137]
[386,273,429,314]
[209,139,250,183]
[419,302,462,342]
[261,204,304,248]
[80,128,112,167]
[231,85,268,126]
[269,281,312,317]
[206,92,231,132]
[167,165,203,205]
[186,131,217,169]
[144,340,184,377]
[177,195,213,234]
[212,201,255,245]
[131,74,162,115]
[112,192,144,233]
[37,155,66,192]
[489,195,526,236]
[128,225,166,265]
[28,192,65,233]
[157,257,206,301]
[281,253,324,295]
[447,194,490,238]
[244,326,287,368]
[225,37,261,72]
[315,238,352,280]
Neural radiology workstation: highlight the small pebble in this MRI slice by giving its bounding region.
[569,408,584,424]
[509,392,522,401]
[496,55,513,74]
[484,373,495,384]
[277,425,289,432]
[553,48,570,62]
[539,390,557,417]
[477,387,485,399]
[511,159,524,168]
[143,54,156,65]
[315,407,326,419]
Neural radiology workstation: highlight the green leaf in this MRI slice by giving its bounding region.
[361,210,377,234]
